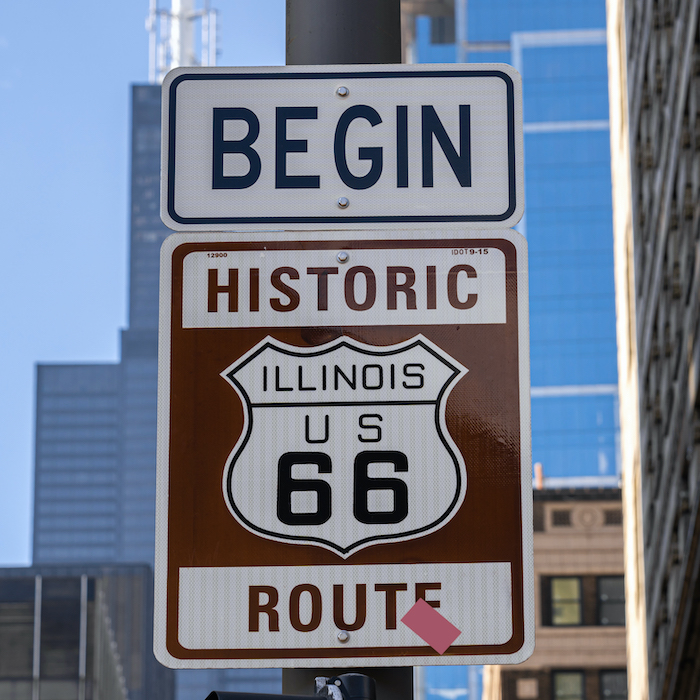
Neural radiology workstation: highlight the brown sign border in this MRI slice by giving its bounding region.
[156,235,532,665]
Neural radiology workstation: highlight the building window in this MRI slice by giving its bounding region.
[553,671,585,700]
[0,578,35,680]
[40,578,81,678]
[533,502,545,531]
[600,670,627,698]
[598,577,625,625]
[552,509,572,526]
[550,577,582,625]
[604,509,623,525]
[544,575,624,626]
[430,16,455,45]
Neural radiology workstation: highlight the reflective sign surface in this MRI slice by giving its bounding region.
[154,230,533,667]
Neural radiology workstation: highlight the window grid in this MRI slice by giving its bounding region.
[597,576,625,626]
[599,670,627,699]
[553,671,585,700]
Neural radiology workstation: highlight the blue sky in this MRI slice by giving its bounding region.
[0,0,286,564]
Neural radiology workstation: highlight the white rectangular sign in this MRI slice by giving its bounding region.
[161,65,523,231]
[178,563,513,652]
[182,246,507,328]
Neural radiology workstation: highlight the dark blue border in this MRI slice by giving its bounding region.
[166,69,518,225]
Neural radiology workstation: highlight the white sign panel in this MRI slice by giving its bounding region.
[179,563,513,651]
[161,65,523,231]
[182,246,507,327]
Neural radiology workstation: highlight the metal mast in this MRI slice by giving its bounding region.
[146,0,218,84]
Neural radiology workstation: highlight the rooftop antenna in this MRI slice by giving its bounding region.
[147,0,219,84]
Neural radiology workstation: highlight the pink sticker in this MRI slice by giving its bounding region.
[401,598,462,654]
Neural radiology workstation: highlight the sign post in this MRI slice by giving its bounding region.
[155,8,533,683]
[285,0,402,66]
[284,9,409,691]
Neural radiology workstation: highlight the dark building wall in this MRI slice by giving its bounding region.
[31,83,282,700]
[608,0,700,696]
[33,364,121,564]
[0,565,174,700]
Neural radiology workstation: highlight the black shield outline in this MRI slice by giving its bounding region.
[221,334,467,556]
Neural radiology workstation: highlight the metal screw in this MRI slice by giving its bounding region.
[337,631,350,643]
[337,197,349,209]
[337,251,349,264]
[336,86,349,98]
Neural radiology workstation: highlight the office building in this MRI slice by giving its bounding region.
[411,0,619,488]
[607,0,700,697]
[0,564,173,700]
[33,365,121,564]
[32,83,181,568]
[407,2,621,698]
[32,4,281,698]
[482,488,627,700]
[33,81,282,700]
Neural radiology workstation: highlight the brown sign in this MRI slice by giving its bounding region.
[154,232,533,668]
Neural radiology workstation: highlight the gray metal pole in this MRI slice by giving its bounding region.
[286,0,402,65]
[283,2,411,698]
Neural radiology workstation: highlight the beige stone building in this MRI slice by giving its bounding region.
[606,0,700,697]
[483,488,627,700]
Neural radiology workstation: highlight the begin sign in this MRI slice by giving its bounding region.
[154,230,534,668]
[161,65,523,231]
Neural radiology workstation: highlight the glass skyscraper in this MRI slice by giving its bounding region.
[33,364,121,563]
[33,85,281,700]
[414,0,619,489]
[32,86,171,567]
[412,2,618,698]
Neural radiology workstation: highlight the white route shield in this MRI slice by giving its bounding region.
[221,335,467,556]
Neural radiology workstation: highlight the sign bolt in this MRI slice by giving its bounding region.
[336,86,349,98]
[337,197,350,209]
[336,251,349,264]
[337,631,350,643]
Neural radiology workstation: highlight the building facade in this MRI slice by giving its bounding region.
[32,84,282,700]
[412,0,620,489]
[607,0,700,697]
[410,2,621,698]
[0,564,173,700]
[482,489,627,700]
[33,365,121,563]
